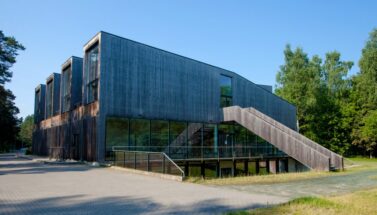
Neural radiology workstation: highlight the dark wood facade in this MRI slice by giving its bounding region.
[33,31,299,164]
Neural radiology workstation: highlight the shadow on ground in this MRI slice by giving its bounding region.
[0,194,264,215]
[0,154,92,176]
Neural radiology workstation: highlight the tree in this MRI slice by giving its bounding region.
[0,30,25,152]
[275,46,353,155]
[275,45,323,142]
[275,45,321,140]
[352,28,377,157]
[359,110,377,158]
[19,115,34,148]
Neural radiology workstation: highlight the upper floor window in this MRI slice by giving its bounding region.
[220,75,232,107]
[85,42,99,103]
[46,80,53,118]
[61,66,71,112]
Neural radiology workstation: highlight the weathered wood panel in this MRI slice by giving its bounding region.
[95,31,297,161]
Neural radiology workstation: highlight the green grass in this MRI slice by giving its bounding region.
[228,187,377,215]
[186,157,377,185]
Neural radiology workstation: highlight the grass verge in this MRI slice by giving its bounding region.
[186,157,377,185]
[228,187,377,215]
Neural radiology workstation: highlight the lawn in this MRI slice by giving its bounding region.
[228,187,377,215]
[186,157,377,185]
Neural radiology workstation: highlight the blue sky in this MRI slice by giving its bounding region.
[1,0,377,118]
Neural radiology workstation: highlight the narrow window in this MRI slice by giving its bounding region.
[46,80,53,118]
[85,42,99,103]
[220,75,232,107]
[34,89,40,122]
[61,65,71,112]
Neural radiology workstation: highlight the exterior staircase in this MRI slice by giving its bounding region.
[223,106,344,171]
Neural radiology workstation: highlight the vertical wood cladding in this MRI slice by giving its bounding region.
[94,31,297,161]
[34,31,298,163]
[99,32,296,128]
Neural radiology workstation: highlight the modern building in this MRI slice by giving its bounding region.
[32,31,343,178]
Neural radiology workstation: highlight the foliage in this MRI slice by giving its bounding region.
[351,29,377,157]
[0,31,25,85]
[19,114,34,148]
[275,46,353,155]
[0,30,24,152]
[0,86,20,151]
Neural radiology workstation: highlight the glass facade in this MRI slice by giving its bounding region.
[85,43,99,103]
[220,74,232,107]
[105,117,285,161]
[61,66,71,112]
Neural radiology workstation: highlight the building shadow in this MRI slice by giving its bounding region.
[0,194,265,215]
[0,154,93,176]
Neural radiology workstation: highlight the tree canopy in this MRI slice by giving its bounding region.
[0,30,24,152]
[276,28,377,157]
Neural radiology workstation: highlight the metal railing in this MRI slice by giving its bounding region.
[108,145,286,161]
[112,146,185,178]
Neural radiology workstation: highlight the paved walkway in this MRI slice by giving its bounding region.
[0,154,287,215]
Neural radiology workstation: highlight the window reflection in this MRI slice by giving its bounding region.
[104,117,285,161]
[61,66,71,112]
[85,43,99,103]
[220,75,232,107]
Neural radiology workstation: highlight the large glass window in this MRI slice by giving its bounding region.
[203,124,217,158]
[46,80,53,118]
[220,75,232,107]
[130,119,150,151]
[61,66,71,112]
[169,121,187,159]
[85,43,99,103]
[187,123,202,158]
[150,120,169,152]
[105,118,129,160]
[218,124,234,158]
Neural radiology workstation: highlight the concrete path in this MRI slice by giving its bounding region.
[0,154,287,215]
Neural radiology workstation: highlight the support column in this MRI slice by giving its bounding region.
[216,161,220,178]
[244,160,249,175]
[276,158,279,173]
[266,159,270,173]
[184,161,189,177]
[232,160,236,177]
[201,161,205,178]
[256,159,260,174]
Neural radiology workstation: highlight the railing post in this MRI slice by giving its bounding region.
[123,151,126,167]
[147,153,150,172]
[134,152,137,169]
[162,156,165,174]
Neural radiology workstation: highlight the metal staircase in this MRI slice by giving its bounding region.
[223,106,344,171]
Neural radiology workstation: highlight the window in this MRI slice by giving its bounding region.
[220,75,232,107]
[169,121,187,159]
[130,119,150,151]
[34,89,41,122]
[150,120,169,152]
[85,43,99,103]
[46,80,53,118]
[105,118,129,160]
[61,66,71,112]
